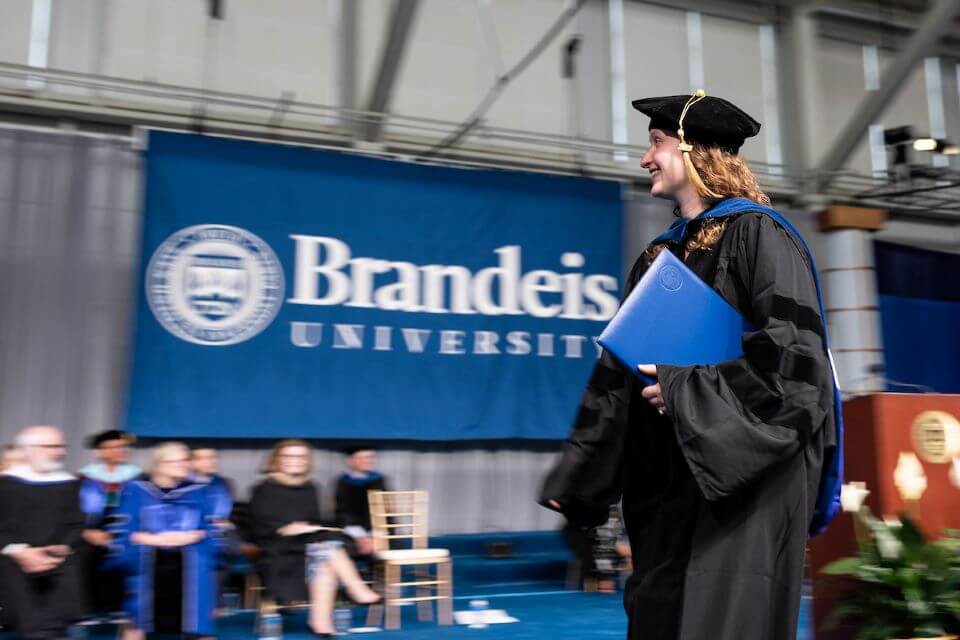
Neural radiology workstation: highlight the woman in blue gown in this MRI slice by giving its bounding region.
[110,442,221,639]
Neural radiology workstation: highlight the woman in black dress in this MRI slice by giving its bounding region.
[250,439,379,636]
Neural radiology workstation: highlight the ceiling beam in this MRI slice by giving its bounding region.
[362,0,420,141]
[815,0,960,188]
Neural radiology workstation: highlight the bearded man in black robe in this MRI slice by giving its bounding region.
[0,425,84,639]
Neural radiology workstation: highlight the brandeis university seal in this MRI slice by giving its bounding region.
[146,225,285,346]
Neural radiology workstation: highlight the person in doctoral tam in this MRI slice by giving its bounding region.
[334,446,388,557]
[109,442,221,640]
[0,425,85,640]
[540,91,841,640]
[190,447,234,523]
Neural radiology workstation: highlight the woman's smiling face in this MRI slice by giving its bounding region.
[640,128,687,200]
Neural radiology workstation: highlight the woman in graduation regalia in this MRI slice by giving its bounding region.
[540,92,842,640]
[110,442,221,639]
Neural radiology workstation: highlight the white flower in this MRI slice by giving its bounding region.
[950,457,960,490]
[875,528,903,559]
[840,482,870,512]
[893,452,927,501]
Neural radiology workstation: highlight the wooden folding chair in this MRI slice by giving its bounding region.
[366,490,453,630]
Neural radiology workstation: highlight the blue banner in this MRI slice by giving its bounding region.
[875,241,960,393]
[126,131,622,440]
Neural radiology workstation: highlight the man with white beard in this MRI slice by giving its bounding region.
[0,425,84,639]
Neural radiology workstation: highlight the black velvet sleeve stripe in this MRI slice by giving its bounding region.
[766,295,824,338]
[716,360,816,443]
[588,363,626,392]
[743,335,822,387]
[575,406,601,425]
[717,360,782,422]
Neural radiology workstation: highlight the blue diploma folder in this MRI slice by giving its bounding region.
[598,248,751,381]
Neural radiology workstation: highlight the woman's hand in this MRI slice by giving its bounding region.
[356,536,375,555]
[83,529,112,547]
[130,531,157,546]
[131,530,205,547]
[637,365,667,416]
[278,522,317,536]
[10,546,63,574]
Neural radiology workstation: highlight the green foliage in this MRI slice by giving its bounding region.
[821,511,960,640]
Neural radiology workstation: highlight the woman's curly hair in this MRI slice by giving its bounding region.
[643,145,769,265]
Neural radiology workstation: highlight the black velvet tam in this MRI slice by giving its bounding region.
[631,93,761,154]
[87,429,134,448]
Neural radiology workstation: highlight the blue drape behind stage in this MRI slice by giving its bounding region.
[874,240,960,393]
[126,131,621,440]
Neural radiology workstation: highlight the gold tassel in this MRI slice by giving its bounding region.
[677,89,721,199]
[683,149,721,199]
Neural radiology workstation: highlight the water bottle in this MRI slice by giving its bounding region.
[259,611,283,640]
[468,599,489,629]
[66,625,88,640]
[333,607,352,634]
[222,592,241,615]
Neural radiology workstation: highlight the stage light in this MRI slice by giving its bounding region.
[911,137,959,155]
[883,126,913,146]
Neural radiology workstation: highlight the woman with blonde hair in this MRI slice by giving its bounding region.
[250,439,379,637]
[111,441,220,639]
[541,93,842,640]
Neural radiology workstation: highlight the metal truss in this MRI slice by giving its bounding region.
[0,62,956,225]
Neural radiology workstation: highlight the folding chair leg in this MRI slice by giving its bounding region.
[416,565,433,622]
[366,563,384,628]
[437,559,453,625]
[385,562,401,630]
[244,572,263,611]
[566,558,582,590]
[366,602,384,628]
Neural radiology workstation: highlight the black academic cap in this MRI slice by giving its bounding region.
[86,429,134,449]
[342,445,376,456]
[631,93,761,154]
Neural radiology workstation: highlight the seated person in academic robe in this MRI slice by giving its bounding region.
[77,429,141,618]
[190,446,241,611]
[0,442,26,628]
[334,446,389,557]
[591,505,631,593]
[109,442,221,640]
[0,442,25,471]
[190,447,234,523]
[562,505,630,593]
[0,425,84,640]
[250,439,380,636]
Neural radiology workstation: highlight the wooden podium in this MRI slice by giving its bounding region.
[809,393,960,639]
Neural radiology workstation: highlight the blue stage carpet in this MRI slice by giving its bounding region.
[63,587,813,639]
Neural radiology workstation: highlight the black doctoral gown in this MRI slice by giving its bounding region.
[541,212,836,640]
[0,471,85,638]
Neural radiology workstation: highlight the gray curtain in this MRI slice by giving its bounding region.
[0,127,573,535]
[0,127,142,463]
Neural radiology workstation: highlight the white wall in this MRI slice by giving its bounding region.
[0,0,33,66]
[623,1,688,172]
[701,14,768,165]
